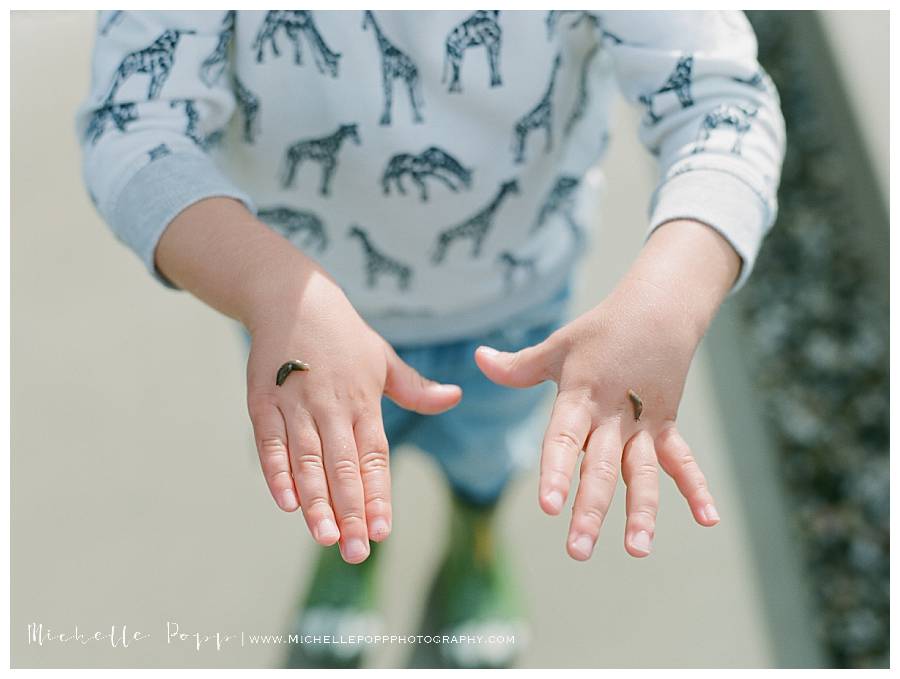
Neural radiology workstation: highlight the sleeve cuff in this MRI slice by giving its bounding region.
[110,152,257,290]
[646,168,773,293]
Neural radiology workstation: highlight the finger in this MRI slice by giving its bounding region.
[655,424,719,527]
[567,424,622,561]
[247,393,299,513]
[383,342,462,414]
[284,407,340,546]
[621,430,659,558]
[474,338,556,388]
[353,408,392,542]
[319,415,371,564]
[538,391,593,515]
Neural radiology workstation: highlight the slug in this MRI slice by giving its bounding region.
[276,360,310,386]
[627,389,643,422]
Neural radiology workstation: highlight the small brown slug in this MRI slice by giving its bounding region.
[276,360,310,386]
[627,389,643,422]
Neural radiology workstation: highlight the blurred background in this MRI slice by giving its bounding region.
[10,10,888,669]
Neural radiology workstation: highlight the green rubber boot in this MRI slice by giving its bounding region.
[285,540,383,668]
[410,490,528,668]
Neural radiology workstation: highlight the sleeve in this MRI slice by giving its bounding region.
[595,10,787,292]
[74,10,256,290]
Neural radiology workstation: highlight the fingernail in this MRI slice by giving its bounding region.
[315,518,340,542]
[342,538,369,561]
[431,384,459,394]
[478,345,500,357]
[571,534,595,559]
[631,530,653,554]
[370,517,390,539]
[281,490,298,511]
[703,504,720,523]
[546,490,564,513]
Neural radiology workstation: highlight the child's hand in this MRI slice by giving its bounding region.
[154,198,461,565]
[244,268,461,564]
[474,219,741,560]
[475,278,715,559]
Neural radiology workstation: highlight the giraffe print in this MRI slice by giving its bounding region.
[431,179,520,264]
[732,68,779,101]
[348,225,412,291]
[362,11,424,126]
[496,251,537,292]
[564,42,600,137]
[99,10,124,36]
[601,30,626,46]
[692,103,758,155]
[533,175,581,238]
[84,101,138,145]
[170,99,200,142]
[639,55,694,125]
[546,10,576,38]
[233,74,260,143]
[512,53,562,164]
[545,10,598,39]
[253,11,341,77]
[281,123,361,195]
[169,99,222,150]
[103,29,194,103]
[382,146,472,202]
[203,128,225,149]
[442,11,502,93]
[200,10,235,87]
[147,143,171,162]
[732,71,766,89]
[258,206,328,253]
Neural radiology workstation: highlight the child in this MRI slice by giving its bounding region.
[76,10,785,668]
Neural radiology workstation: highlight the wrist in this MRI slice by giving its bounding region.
[241,258,345,338]
[234,223,350,337]
[620,218,741,341]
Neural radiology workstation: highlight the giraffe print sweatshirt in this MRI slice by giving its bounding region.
[76,10,786,345]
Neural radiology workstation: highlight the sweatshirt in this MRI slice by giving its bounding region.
[75,10,786,345]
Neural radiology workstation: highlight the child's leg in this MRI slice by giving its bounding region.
[409,489,526,669]
[284,541,382,668]
[403,283,573,668]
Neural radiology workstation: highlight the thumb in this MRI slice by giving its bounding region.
[474,340,556,388]
[383,343,462,414]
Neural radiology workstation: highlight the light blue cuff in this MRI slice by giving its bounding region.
[646,168,773,293]
[110,152,257,290]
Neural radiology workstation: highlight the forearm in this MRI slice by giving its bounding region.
[154,197,333,332]
[616,218,742,341]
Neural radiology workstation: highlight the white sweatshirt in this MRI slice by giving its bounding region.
[76,10,786,345]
